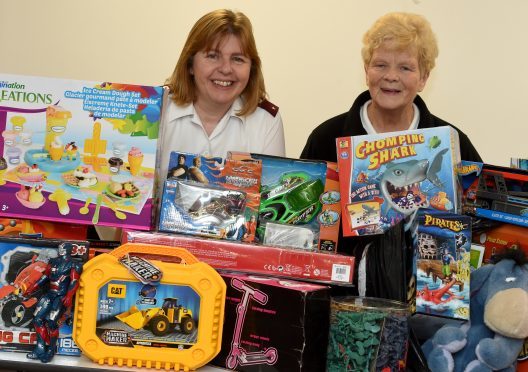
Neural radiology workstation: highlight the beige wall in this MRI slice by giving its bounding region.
[1,0,526,166]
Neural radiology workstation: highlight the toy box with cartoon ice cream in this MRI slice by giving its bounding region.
[336,127,461,236]
[0,73,165,230]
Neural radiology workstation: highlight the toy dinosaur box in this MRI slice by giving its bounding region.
[411,208,471,319]
[159,151,262,242]
[336,126,461,236]
[0,73,165,230]
[0,236,88,355]
[211,273,330,371]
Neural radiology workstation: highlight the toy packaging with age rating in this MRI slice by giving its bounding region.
[73,243,226,371]
[0,73,165,230]
[337,127,461,236]
[0,236,88,355]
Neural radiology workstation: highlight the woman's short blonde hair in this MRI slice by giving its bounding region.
[361,12,439,77]
[166,9,266,116]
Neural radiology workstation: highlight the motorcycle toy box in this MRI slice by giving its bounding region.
[0,236,88,355]
[337,127,461,236]
[212,272,330,372]
[73,243,226,370]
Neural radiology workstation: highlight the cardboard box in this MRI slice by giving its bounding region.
[472,223,528,264]
[123,230,355,285]
[412,209,471,319]
[0,73,165,230]
[211,272,330,371]
[459,161,528,228]
[159,152,261,242]
[337,127,461,236]
[0,236,88,355]
[0,218,87,239]
[228,152,341,252]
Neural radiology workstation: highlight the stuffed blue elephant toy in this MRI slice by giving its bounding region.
[422,252,528,372]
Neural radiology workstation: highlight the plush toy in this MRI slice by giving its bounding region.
[422,250,528,372]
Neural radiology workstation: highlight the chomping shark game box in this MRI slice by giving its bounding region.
[336,127,461,236]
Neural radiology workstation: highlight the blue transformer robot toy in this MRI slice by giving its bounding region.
[25,242,83,363]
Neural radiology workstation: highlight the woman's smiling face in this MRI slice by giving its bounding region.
[365,41,428,113]
[191,34,251,111]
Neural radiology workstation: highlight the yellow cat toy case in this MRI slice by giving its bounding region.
[73,243,226,371]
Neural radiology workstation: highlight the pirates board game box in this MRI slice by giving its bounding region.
[0,236,88,355]
[411,208,471,320]
[0,73,165,230]
[336,126,461,236]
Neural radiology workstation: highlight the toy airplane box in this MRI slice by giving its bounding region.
[0,73,165,230]
[0,236,88,355]
[211,272,330,371]
[336,126,461,236]
[411,208,471,320]
[159,151,262,242]
[228,152,341,252]
[459,161,528,228]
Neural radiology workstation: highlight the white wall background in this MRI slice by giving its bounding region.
[1,0,526,166]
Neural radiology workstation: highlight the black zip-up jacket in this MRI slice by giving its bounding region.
[301,90,483,163]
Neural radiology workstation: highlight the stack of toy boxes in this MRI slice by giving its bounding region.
[0,73,164,231]
[0,236,88,354]
[459,161,528,228]
[411,208,471,319]
[211,272,330,371]
[158,151,261,242]
[229,152,342,252]
[336,127,462,236]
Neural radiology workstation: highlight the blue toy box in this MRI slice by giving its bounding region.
[411,209,471,319]
[337,127,461,236]
[159,152,262,242]
[0,236,88,355]
[459,161,528,227]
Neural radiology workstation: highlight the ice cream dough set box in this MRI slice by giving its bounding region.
[0,73,164,230]
[336,126,461,236]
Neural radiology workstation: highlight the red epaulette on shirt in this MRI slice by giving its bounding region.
[258,99,279,117]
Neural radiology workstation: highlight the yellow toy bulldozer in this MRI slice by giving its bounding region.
[116,297,195,336]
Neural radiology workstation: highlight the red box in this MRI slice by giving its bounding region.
[472,223,528,264]
[122,230,355,285]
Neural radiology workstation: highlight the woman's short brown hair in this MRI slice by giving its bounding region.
[361,12,439,77]
[166,9,266,116]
